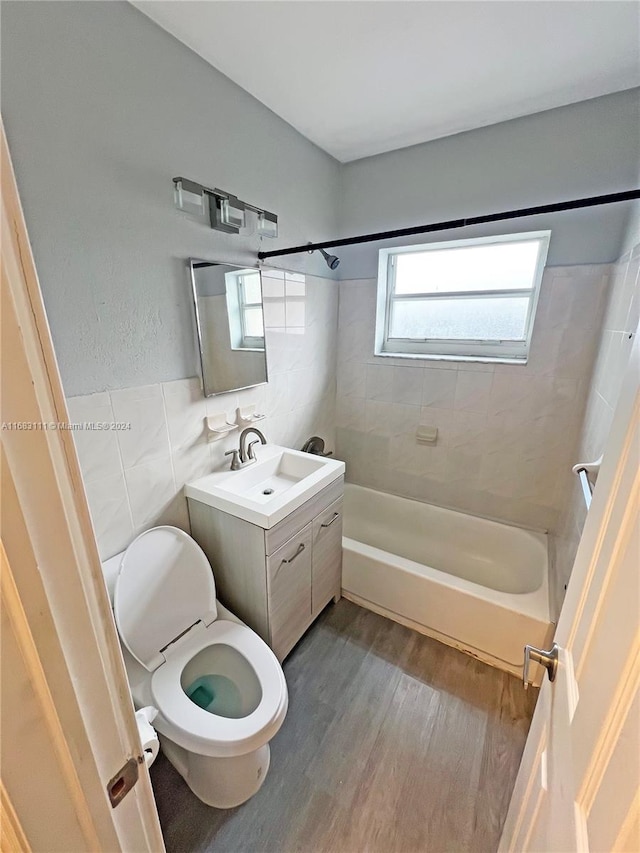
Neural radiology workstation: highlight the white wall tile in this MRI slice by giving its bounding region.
[450,410,488,454]
[111,384,171,468]
[285,297,306,329]
[83,472,134,560]
[265,372,290,416]
[172,441,212,491]
[124,456,176,531]
[162,377,206,450]
[337,360,366,399]
[392,366,423,406]
[263,297,286,328]
[422,369,457,408]
[454,370,493,413]
[67,392,122,484]
[365,399,397,436]
[365,363,395,402]
[336,395,366,431]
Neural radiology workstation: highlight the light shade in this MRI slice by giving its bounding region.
[257,210,278,238]
[174,178,205,215]
[218,196,246,231]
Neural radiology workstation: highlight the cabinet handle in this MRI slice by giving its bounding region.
[321,512,340,528]
[282,543,305,564]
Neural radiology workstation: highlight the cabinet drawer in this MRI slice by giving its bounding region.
[265,476,344,555]
[311,498,343,617]
[267,523,313,660]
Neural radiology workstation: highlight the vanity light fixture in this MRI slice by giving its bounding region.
[173,177,278,237]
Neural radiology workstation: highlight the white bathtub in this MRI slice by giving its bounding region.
[342,484,554,681]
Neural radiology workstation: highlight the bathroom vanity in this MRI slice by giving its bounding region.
[185,445,345,661]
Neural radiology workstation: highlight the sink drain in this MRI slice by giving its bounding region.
[262,488,274,495]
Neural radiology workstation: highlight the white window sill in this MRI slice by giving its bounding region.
[374,351,528,366]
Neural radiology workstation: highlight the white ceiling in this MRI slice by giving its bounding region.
[133,1,640,163]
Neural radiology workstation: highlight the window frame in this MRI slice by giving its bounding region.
[375,230,551,362]
[236,271,265,350]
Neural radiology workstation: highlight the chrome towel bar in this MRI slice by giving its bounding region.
[572,456,601,510]
[575,468,594,509]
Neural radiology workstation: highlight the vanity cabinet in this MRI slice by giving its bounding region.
[187,477,343,661]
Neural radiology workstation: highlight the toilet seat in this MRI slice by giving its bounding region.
[151,619,287,757]
[114,526,218,671]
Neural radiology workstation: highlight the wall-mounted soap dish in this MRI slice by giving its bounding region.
[236,405,266,428]
[205,413,238,442]
[416,425,438,445]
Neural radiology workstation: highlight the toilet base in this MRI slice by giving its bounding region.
[159,735,270,809]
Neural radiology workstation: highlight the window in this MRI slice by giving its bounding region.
[375,231,550,362]
[225,270,265,350]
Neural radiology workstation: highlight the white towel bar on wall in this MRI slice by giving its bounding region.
[572,457,602,510]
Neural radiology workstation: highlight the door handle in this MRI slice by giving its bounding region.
[523,642,559,689]
[321,512,340,528]
[282,543,305,564]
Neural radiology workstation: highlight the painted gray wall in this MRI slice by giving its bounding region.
[337,89,640,279]
[1,1,340,396]
[619,200,640,256]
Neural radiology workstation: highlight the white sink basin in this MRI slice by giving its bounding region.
[185,444,345,529]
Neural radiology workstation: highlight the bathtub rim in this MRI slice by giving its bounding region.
[342,532,550,624]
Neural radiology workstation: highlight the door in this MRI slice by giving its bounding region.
[500,331,640,852]
[311,497,343,616]
[1,122,164,852]
[267,523,313,660]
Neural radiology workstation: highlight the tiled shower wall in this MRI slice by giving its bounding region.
[67,271,338,560]
[552,239,640,617]
[335,265,611,532]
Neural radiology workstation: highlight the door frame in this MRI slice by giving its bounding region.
[1,121,164,851]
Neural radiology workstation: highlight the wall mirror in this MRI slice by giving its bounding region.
[189,259,268,396]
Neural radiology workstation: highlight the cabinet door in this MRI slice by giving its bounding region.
[267,522,312,660]
[311,498,343,617]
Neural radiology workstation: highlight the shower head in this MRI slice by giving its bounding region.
[319,248,340,270]
[307,242,340,270]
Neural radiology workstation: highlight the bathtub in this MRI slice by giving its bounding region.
[341,484,554,682]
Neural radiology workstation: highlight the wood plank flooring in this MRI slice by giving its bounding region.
[150,600,537,853]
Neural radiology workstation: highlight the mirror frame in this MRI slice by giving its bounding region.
[189,258,269,397]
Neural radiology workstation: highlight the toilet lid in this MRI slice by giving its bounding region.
[114,526,217,671]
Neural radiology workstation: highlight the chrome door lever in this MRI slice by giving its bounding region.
[523,642,559,689]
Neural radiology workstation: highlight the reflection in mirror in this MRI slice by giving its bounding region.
[190,259,268,396]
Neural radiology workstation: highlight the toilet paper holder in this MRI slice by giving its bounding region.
[135,706,159,766]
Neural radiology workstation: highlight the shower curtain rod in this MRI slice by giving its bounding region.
[257,189,640,260]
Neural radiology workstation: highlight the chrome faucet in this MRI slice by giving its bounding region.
[225,427,267,470]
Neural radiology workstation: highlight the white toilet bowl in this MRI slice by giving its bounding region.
[105,525,288,808]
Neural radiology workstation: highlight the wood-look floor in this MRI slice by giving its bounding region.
[151,600,537,853]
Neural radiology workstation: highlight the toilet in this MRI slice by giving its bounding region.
[103,525,288,809]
